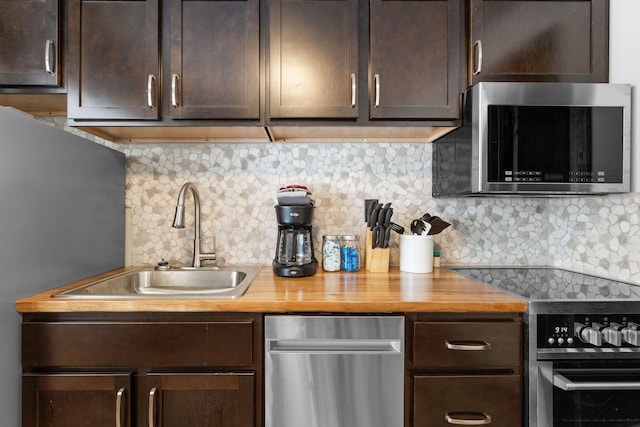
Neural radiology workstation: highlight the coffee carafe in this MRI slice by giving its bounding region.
[273,205,317,277]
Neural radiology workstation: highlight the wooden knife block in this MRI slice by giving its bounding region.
[365,229,389,273]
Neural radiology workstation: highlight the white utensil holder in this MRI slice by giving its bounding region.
[399,234,433,273]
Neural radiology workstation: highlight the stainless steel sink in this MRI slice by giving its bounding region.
[52,266,262,299]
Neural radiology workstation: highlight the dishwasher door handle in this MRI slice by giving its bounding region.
[268,338,402,354]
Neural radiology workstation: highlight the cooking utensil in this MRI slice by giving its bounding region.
[389,222,404,234]
[426,216,450,235]
[410,219,431,236]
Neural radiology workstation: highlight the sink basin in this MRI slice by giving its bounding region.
[52,266,262,299]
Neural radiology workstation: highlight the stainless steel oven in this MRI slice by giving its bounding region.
[536,312,640,427]
[451,267,640,427]
[538,361,640,426]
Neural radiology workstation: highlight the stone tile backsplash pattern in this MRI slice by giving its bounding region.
[37,116,640,285]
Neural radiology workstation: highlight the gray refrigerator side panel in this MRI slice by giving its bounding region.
[0,107,125,427]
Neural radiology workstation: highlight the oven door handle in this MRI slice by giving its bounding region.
[554,373,640,391]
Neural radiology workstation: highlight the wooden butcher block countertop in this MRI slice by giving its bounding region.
[15,266,527,313]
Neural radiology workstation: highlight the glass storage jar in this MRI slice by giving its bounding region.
[322,235,341,272]
[340,235,360,272]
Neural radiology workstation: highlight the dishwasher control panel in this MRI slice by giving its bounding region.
[538,314,640,349]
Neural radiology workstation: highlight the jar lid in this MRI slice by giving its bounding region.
[323,235,340,240]
[341,235,359,240]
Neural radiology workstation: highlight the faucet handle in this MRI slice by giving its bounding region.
[155,259,171,271]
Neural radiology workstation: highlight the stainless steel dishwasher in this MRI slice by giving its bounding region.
[265,315,404,427]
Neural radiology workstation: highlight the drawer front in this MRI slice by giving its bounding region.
[413,321,521,369]
[23,321,254,368]
[414,374,522,427]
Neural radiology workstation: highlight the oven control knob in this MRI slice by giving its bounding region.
[618,322,640,346]
[574,322,602,346]
[593,322,622,346]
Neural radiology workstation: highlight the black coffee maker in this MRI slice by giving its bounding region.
[272,205,317,277]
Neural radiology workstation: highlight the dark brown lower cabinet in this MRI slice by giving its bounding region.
[407,313,523,427]
[144,373,254,427]
[413,374,521,427]
[21,313,262,427]
[22,373,132,427]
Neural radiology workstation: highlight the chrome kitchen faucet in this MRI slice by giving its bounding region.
[172,182,218,268]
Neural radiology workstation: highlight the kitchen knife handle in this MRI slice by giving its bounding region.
[171,74,180,108]
[350,73,357,107]
[148,387,157,427]
[147,74,157,108]
[374,73,381,108]
[116,387,126,427]
[473,40,483,75]
[44,39,55,74]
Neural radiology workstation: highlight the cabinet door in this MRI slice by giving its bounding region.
[413,374,521,427]
[0,0,60,87]
[145,373,254,427]
[369,0,460,120]
[469,0,608,84]
[23,373,131,427]
[67,0,160,119]
[169,0,260,119]
[269,0,359,118]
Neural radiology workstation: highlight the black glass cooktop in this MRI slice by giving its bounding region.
[452,267,640,301]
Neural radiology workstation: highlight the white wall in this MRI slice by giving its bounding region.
[610,0,640,192]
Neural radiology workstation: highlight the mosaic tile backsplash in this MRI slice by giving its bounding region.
[38,116,640,285]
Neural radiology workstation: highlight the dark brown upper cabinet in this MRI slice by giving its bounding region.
[469,0,609,84]
[67,0,161,120]
[67,0,260,122]
[369,0,461,120]
[168,0,260,119]
[268,0,359,119]
[269,0,462,122]
[0,0,61,88]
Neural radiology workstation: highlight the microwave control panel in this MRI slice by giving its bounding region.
[538,314,640,349]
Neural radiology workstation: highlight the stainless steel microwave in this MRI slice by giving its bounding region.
[432,82,631,196]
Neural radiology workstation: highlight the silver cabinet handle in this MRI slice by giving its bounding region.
[445,340,491,351]
[171,74,180,108]
[374,73,380,108]
[350,73,357,108]
[269,338,402,354]
[446,412,492,425]
[554,373,640,391]
[45,39,55,74]
[147,74,157,108]
[148,387,157,427]
[473,40,483,75]
[115,387,126,427]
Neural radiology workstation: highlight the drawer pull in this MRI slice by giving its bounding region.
[445,412,492,425]
[445,340,491,351]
